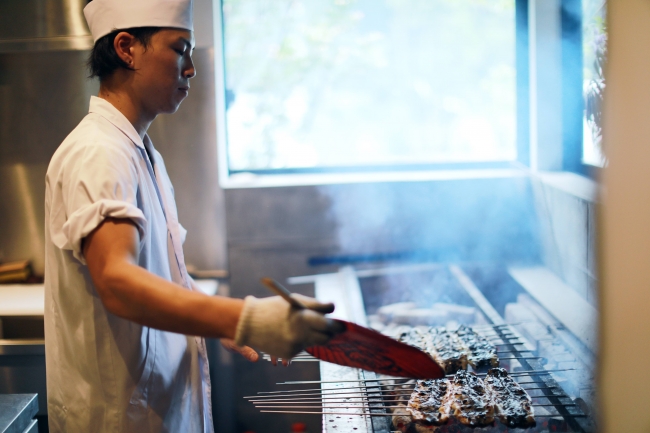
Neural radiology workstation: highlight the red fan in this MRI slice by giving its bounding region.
[261,278,445,379]
[307,319,445,379]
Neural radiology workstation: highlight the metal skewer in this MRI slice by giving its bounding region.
[257,410,588,418]
[258,405,585,416]
[262,357,543,363]
[253,403,576,409]
[249,395,413,402]
[277,368,575,385]
[260,410,588,418]
[254,385,383,395]
[278,378,413,385]
[249,381,555,396]
[266,348,531,358]
[259,410,395,416]
[260,384,415,393]
[247,386,557,401]
[248,393,556,406]
[252,403,404,408]
[248,391,412,399]
[250,395,410,402]
[261,353,541,362]
[264,358,320,362]
[250,387,561,402]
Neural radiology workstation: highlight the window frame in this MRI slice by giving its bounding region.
[214,0,594,186]
[561,0,604,179]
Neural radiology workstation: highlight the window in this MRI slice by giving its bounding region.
[581,0,606,167]
[220,0,517,173]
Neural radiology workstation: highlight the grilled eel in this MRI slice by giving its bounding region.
[397,327,466,374]
[421,327,468,374]
[484,367,536,428]
[445,370,496,427]
[396,327,427,350]
[393,402,439,433]
[455,325,499,369]
[394,323,499,374]
[406,379,451,426]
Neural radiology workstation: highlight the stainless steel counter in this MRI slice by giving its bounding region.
[0,394,38,433]
[307,267,381,433]
[0,285,46,419]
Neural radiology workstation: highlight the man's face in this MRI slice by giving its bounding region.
[131,29,196,116]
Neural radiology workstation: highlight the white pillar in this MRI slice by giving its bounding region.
[599,1,650,431]
[528,0,563,171]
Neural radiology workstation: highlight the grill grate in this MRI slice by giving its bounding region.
[252,324,593,432]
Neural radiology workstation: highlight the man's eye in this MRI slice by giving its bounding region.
[174,48,185,55]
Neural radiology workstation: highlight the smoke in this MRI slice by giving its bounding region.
[316,175,541,267]
[315,173,596,413]
[312,174,543,321]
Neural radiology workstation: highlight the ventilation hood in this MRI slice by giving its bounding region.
[0,0,92,52]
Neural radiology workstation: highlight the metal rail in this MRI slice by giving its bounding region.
[489,325,591,433]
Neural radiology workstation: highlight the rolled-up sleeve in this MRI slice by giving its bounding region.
[54,141,147,264]
[179,223,187,245]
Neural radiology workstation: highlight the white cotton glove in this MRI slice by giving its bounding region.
[234,294,345,359]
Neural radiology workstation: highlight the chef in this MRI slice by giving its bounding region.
[43,0,343,431]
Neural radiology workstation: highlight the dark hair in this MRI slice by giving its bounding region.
[87,27,161,81]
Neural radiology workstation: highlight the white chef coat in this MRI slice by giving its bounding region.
[44,96,213,433]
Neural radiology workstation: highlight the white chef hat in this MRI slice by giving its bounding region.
[84,0,194,43]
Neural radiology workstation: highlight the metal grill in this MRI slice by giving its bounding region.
[251,324,593,432]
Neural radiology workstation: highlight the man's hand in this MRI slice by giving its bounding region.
[220,338,259,362]
[269,356,290,367]
[234,294,345,359]
[220,339,290,367]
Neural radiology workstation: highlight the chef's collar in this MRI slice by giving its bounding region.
[88,96,146,149]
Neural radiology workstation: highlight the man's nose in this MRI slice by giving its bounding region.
[184,56,196,79]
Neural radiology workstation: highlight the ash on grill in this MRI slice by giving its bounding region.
[456,325,499,369]
[485,367,535,428]
[387,324,498,375]
[406,378,450,426]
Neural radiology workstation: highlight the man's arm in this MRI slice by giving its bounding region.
[83,217,243,339]
[188,276,260,362]
[84,217,344,360]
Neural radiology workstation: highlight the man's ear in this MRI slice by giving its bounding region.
[113,32,137,66]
